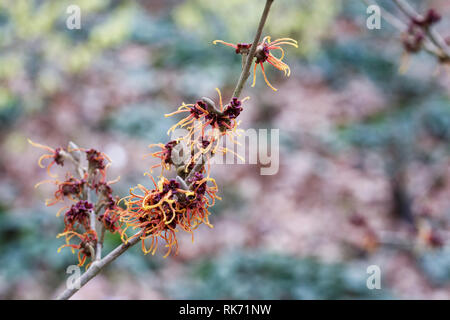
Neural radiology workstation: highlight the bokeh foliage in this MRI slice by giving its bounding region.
[173,0,340,55]
[1,0,450,299]
[0,0,134,118]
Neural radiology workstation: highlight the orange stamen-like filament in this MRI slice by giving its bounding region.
[212,40,238,49]
[259,62,278,91]
[251,63,258,87]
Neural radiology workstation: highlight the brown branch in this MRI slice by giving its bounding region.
[362,0,446,58]
[56,232,142,300]
[393,0,450,58]
[232,0,274,99]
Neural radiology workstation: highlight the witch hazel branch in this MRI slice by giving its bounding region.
[364,0,450,68]
[30,0,297,300]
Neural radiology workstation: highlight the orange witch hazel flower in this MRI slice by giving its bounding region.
[28,139,66,178]
[57,230,97,268]
[119,172,220,257]
[213,36,298,91]
[146,140,179,173]
[165,88,247,138]
[161,88,247,171]
[33,172,87,208]
[30,139,124,268]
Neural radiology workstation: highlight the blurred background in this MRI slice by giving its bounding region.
[1,0,450,299]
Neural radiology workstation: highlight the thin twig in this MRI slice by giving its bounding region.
[362,0,445,58]
[56,232,142,300]
[392,0,450,58]
[96,225,105,261]
[232,0,274,99]
[94,203,106,261]
[187,0,274,180]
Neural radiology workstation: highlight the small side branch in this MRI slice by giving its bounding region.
[364,0,450,61]
[393,0,450,58]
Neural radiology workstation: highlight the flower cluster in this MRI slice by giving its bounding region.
[214,36,298,91]
[63,200,93,232]
[162,89,247,169]
[36,173,86,207]
[28,140,65,178]
[119,174,219,257]
[118,35,297,257]
[57,230,98,268]
[32,33,297,262]
[166,90,244,135]
[121,89,242,257]
[147,140,178,173]
[30,140,121,267]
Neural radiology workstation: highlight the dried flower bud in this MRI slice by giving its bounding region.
[349,214,367,227]
[86,149,106,170]
[402,26,425,53]
[412,9,441,27]
[64,200,93,230]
